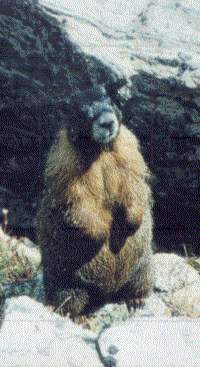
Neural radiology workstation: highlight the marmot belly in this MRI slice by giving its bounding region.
[75,214,149,294]
[75,208,152,294]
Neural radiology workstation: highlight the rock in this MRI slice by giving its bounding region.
[0,296,102,367]
[98,318,200,367]
[153,253,200,316]
[172,285,200,317]
[154,253,200,293]
[83,303,130,333]
[81,297,170,334]
[0,228,41,268]
[0,1,200,252]
[14,237,41,269]
[131,293,170,317]
[41,0,200,83]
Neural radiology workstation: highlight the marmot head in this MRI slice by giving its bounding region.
[68,86,122,147]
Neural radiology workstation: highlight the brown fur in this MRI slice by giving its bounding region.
[37,124,153,316]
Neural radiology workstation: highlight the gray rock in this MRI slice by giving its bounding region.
[154,253,200,293]
[171,285,200,317]
[98,318,200,367]
[131,293,169,317]
[41,0,200,84]
[0,296,102,367]
[153,253,200,316]
[85,294,170,333]
[84,303,130,333]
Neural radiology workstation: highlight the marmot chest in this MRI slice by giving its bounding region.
[84,151,128,205]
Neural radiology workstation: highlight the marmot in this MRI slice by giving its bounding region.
[37,86,153,317]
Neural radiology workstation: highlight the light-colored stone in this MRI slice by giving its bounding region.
[0,296,102,367]
[81,293,169,333]
[171,285,200,317]
[15,241,41,268]
[153,253,200,294]
[41,0,200,85]
[0,227,41,268]
[132,293,170,317]
[98,318,200,367]
[153,253,200,315]
[85,303,130,333]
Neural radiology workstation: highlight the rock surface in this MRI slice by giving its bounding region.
[0,296,102,367]
[1,296,200,367]
[98,318,200,367]
[153,253,200,292]
[153,253,200,316]
[0,227,41,268]
[41,0,200,83]
[0,0,199,251]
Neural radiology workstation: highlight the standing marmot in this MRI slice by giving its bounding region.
[37,86,153,317]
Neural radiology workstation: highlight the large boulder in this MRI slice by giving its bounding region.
[0,0,199,251]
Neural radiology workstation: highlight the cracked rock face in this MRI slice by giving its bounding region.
[0,0,200,252]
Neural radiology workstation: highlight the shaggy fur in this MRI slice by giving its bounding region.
[37,89,153,317]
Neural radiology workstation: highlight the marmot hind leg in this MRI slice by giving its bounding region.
[115,256,153,310]
[49,284,106,318]
[41,255,90,317]
[52,288,90,318]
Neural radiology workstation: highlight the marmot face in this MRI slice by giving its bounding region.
[91,106,120,145]
[68,86,121,147]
